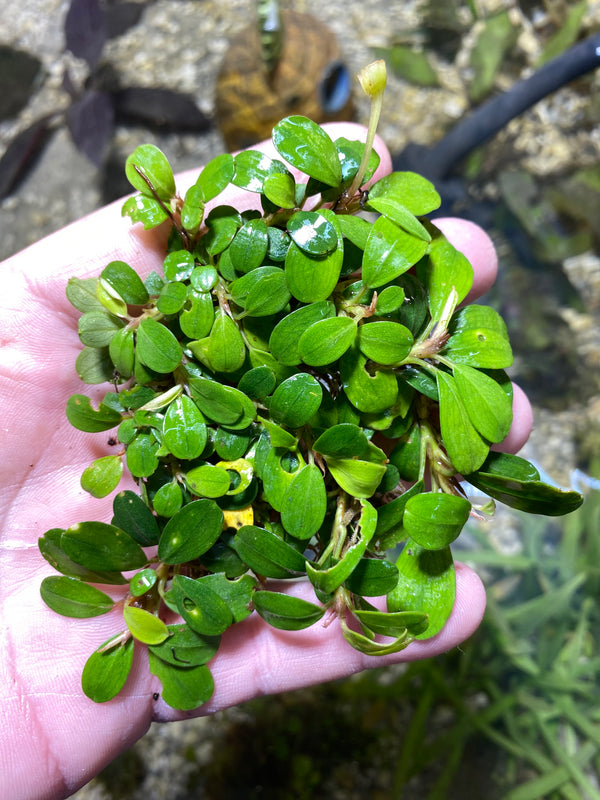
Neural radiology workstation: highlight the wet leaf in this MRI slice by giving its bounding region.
[157,280,187,314]
[232,150,287,193]
[152,480,182,518]
[207,311,246,373]
[253,591,325,631]
[125,144,175,201]
[158,499,224,564]
[287,211,338,255]
[185,464,231,498]
[344,558,399,597]
[40,576,114,618]
[196,153,234,201]
[363,215,428,289]
[427,236,473,321]
[340,346,398,414]
[263,171,296,209]
[368,171,441,216]
[285,217,343,303]
[122,194,169,229]
[129,568,157,598]
[273,116,342,187]
[82,637,134,703]
[126,432,159,478]
[229,218,269,273]
[163,250,195,282]
[179,291,214,339]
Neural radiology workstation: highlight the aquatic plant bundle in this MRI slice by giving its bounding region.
[39,63,582,711]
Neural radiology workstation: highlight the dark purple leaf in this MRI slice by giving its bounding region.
[113,88,211,131]
[65,0,108,69]
[67,90,115,167]
[0,46,42,121]
[105,2,146,39]
[0,115,55,199]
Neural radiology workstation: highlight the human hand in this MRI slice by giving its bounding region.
[0,123,532,800]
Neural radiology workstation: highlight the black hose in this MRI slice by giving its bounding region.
[393,32,600,180]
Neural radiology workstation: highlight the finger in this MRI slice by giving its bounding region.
[152,562,485,722]
[496,382,533,454]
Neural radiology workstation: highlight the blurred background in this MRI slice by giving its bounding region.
[2,1,600,797]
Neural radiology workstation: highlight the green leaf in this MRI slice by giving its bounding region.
[326,456,387,499]
[365,195,431,241]
[368,171,441,215]
[343,558,399,597]
[78,311,125,348]
[196,152,234,201]
[199,573,257,623]
[388,541,455,639]
[123,606,169,645]
[272,116,342,187]
[453,363,512,443]
[96,278,128,317]
[157,280,187,314]
[112,490,160,546]
[253,591,325,631]
[403,492,471,550]
[125,144,175,201]
[441,304,513,369]
[129,568,157,597]
[298,316,357,366]
[306,501,377,593]
[238,366,276,401]
[340,346,398,414]
[190,266,218,293]
[284,219,343,303]
[340,617,412,656]
[66,277,104,312]
[357,320,413,365]
[269,374,322,428]
[233,525,306,578]
[163,249,195,281]
[148,652,215,710]
[38,528,127,584]
[152,480,183,517]
[122,194,169,229]
[261,447,304,511]
[163,395,207,460]
[427,236,474,321]
[465,452,584,516]
[204,205,242,256]
[180,185,204,235]
[374,45,439,87]
[66,394,122,432]
[207,311,246,373]
[40,576,115,618]
[229,218,269,273]
[158,499,224,564]
[263,171,296,209]
[148,624,220,667]
[363,215,428,289]
[109,326,135,378]
[136,317,182,373]
[189,377,244,426]
[172,574,233,636]
[82,636,134,703]
[314,423,369,459]
[437,371,489,475]
[375,480,424,548]
[126,432,159,478]
[61,521,147,572]
[287,211,338,255]
[375,285,405,315]
[269,301,335,365]
[232,150,286,192]
[80,455,123,498]
[180,290,214,339]
[243,269,291,317]
[101,261,149,305]
[185,464,231,498]
[280,464,327,540]
[353,608,428,637]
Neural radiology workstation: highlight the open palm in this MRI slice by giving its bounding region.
[0,124,532,800]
